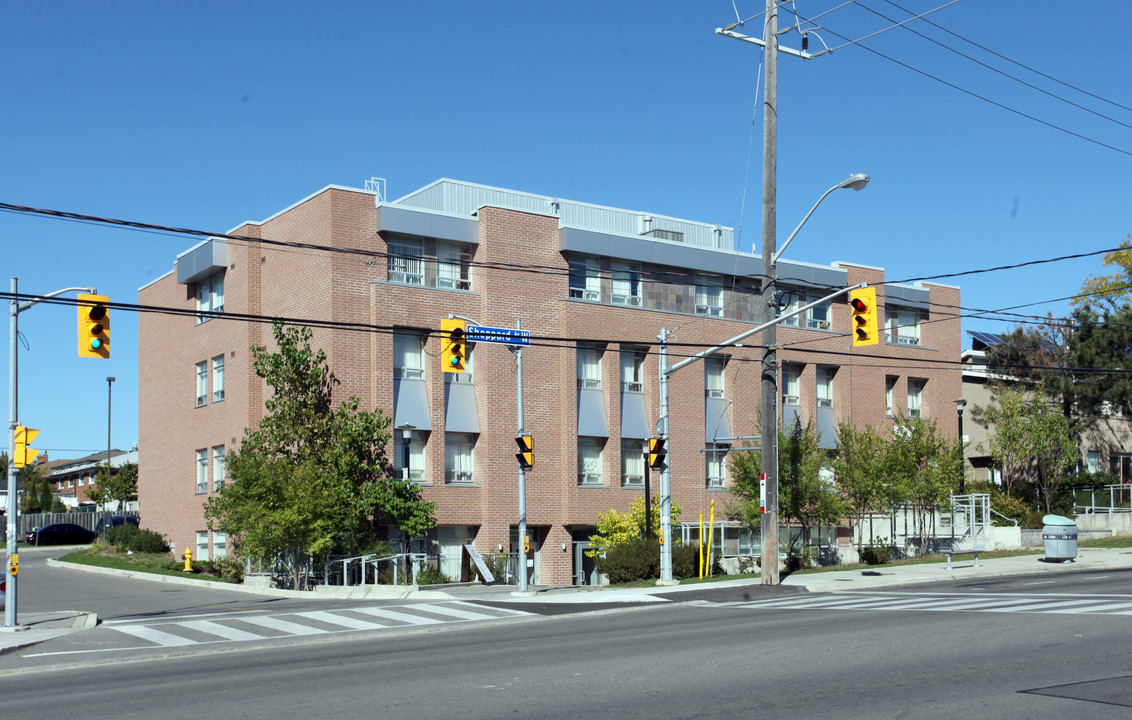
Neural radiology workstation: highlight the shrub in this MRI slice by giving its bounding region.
[860,536,893,565]
[594,538,660,583]
[106,524,170,554]
[211,554,245,583]
[413,566,453,585]
[672,543,722,579]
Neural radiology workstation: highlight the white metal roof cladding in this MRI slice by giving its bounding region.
[395,178,734,251]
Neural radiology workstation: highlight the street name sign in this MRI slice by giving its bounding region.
[466,325,530,346]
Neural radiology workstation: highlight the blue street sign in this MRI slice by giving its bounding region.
[467,325,530,346]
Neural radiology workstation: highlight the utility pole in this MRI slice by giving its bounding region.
[514,319,529,594]
[760,0,781,585]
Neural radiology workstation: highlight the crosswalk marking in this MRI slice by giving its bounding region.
[715,592,1132,617]
[101,602,529,650]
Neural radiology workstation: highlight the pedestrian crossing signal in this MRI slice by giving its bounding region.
[516,434,533,470]
[648,437,666,469]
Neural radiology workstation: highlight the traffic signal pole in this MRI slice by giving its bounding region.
[513,319,529,594]
[6,279,94,628]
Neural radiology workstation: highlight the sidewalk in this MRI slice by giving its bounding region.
[3,547,1130,654]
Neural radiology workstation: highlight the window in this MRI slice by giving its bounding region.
[1087,451,1101,474]
[611,262,642,306]
[908,378,925,418]
[213,531,227,559]
[445,433,476,484]
[782,364,801,406]
[888,308,921,346]
[577,345,602,390]
[885,376,897,417]
[212,445,226,491]
[388,238,425,285]
[437,242,472,291]
[780,290,830,329]
[578,437,604,485]
[196,531,210,562]
[196,450,208,494]
[212,355,225,402]
[196,362,208,407]
[705,357,725,399]
[695,274,723,316]
[706,444,728,488]
[393,431,426,482]
[569,256,600,301]
[394,332,424,380]
[817,366,835,408]
[195,272,225,324]
[621,349,645,393]
[621,439,644,487]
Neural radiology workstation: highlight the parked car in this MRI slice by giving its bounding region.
[25,523,97,546]
[94,514,140,536]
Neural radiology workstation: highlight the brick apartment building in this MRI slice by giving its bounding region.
[138,178,961,585]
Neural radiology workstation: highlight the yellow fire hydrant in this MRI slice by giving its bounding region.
[183,546,194,573]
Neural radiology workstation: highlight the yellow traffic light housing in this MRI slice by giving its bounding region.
[441,318,466,373]
[13,426,40,468]
[78,293,110,358]
[849,287,878,347]
[647,437,667,469]
[516,433,533,470]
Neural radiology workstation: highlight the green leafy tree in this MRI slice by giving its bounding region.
[37,474,53,513]
[87,461,138,512]
[1072,236,1132,311]
[205,323,436,589]
[831,422,889,550]
[587,496,681,558]
[885,416,963,551]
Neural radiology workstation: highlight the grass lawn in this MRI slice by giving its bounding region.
[59,547,239,583]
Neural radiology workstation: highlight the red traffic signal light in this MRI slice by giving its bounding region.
[849,287,878,347]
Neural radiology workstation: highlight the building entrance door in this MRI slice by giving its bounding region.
[573,541,598,586]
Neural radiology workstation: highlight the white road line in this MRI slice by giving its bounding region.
[237,615,328,636]
[298,610,389,630]
[352,606,443,625]
[111,625,198,647]
[409,604,511,621]
[447,600,531,616]
[177,619,266,642]
[1051,601,1132,614]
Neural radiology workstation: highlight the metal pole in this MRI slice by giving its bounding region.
[516,319,528,593]
[643,440,651,540]
[957,400,966,494]
[5,278,19,627]
[760,0,781,585]
[658,328,672,583]
[107,376,115,507]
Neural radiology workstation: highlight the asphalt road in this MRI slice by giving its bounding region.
[2,562,1131,719]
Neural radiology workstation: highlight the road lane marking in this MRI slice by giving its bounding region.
[111,625,198,647]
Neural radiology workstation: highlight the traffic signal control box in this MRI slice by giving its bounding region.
[849,287,879,347]
[78,293,110,358]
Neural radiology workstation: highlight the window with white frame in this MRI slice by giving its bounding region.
[445,433,476,484]
[817,366,835,408]
[196,449,208,494]
[569,256,601,301]
[195,271,225,324]
[695,274,723,316]
[393,431,426,482]
[388,237,425,285]
[885,375,897,417]
[780,290,830,329]
[705,357,725,399]
[437,242,472,291]
[888,308,921,346]
[908,378,925,418]
[195,361,208,407]
[611,261,642,306]
[578,437,604,485]
[782,364,801,406]
[1087,450,1101,474]
[621,439,644,487]
[212,445,226,491]
[213,531,227,559]
[706,444,728,488]
[577,345,602,390]
[394,332,424,379]
[212,355,225,402]
[620,348,645,393]
[196,531,210,562]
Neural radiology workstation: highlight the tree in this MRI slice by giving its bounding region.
[587,496,681,558]
[1072,236,1132,312]
[87,461,138,512]
[885,416,963,551]
[831,422,888,549]
[205,323,436,589]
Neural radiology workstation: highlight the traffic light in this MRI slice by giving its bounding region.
[13,426,40,469]
[647,437,666,469]
[849,287,878,347]
[77,293,110,358]
[440,318,466,373]
[516,433,533,470]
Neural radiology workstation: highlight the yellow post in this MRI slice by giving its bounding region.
[183,546,193,572]
[698,512,705,578]
[707,499,716,577]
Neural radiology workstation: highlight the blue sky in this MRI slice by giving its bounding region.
[3,1,1129,459]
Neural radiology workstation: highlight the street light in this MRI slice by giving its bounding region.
[956,398,968,494]
[760,172,869,585]
[396,423,415,483]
